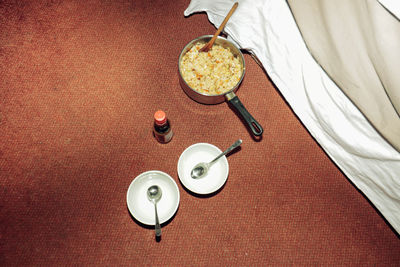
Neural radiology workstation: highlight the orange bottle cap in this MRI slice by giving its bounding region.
[154,110,167,125]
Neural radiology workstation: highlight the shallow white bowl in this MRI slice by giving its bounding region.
[177,143,229,195]
[126,170,180,225]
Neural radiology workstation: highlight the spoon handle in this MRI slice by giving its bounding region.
[199,2,238,52]
[154,203,161,237]
[210,139,242,164]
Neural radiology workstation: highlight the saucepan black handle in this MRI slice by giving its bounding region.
[228,95,263,137]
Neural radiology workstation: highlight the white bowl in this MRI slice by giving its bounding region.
[177,143,229,194]
[126,170,180,225]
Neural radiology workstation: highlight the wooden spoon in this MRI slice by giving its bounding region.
[199,2,239,52]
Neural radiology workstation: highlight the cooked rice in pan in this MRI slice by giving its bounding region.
[180,42,243,95]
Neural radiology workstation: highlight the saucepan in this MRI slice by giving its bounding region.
[178,35,263,137]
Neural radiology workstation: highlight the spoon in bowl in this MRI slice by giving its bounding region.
[199,2,238,52]
[147,185,162,237]
[191,139,242,179]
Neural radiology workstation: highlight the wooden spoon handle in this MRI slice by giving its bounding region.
[200,2,238,52]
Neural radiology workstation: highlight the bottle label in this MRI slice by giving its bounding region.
[164,129,173,143]
[154,129,173,143]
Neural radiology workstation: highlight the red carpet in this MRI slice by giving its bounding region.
[1,0,399,265]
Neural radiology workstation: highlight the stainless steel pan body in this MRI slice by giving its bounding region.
[178,35,263,137]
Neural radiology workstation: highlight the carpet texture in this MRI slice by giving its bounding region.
[0,0,399,266]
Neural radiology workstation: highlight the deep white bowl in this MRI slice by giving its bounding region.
[177,143,229,195]
[127,170,180,225]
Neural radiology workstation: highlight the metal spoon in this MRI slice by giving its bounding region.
[147,185,162,237]
[191,139,242,179]
[199,2,238,52]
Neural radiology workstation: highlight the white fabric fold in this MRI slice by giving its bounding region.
[184,0,400,233]
[379,0,400,19]
[288,0,400,152]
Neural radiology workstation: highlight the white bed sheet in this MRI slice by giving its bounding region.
[379,0,400,19]
[184,0,400,233]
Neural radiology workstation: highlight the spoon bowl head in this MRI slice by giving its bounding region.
[190,162,209,179]
[147,185,162,203]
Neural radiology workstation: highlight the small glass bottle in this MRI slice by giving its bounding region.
[153,110,173,143]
